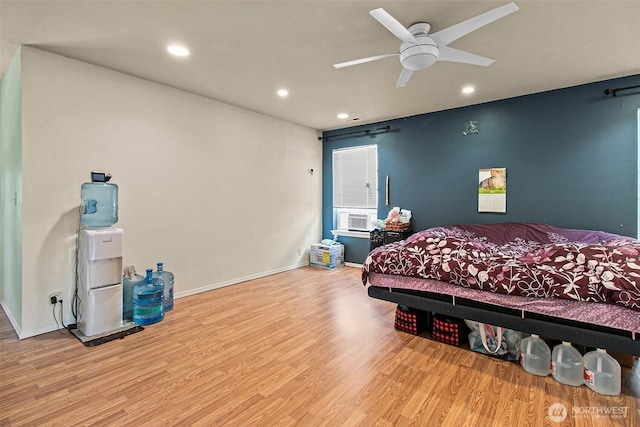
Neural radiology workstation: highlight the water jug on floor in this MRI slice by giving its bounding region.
[583,348,621,395]
[132,268,164,326]
[551,342,583,386]
[122,266,143,321]
[519,334,551,376]
[153,262,174,312]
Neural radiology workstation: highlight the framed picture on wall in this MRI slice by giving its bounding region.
[478,168,506,213]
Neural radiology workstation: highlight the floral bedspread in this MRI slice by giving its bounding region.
[362,222,640,311]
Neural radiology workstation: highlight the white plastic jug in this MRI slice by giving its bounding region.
[551,342,583,386]
[519,334,551,376]
[583,348,621,396]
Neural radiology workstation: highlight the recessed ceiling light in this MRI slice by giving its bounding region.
[167,45,190,57]
[337,113,349,120]
[462,86,475,94]
[277,89,289,97]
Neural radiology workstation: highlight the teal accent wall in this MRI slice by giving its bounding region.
[322,75,640,264]
[0,48,23,330]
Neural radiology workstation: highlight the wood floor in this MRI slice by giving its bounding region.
[1,266,638,426]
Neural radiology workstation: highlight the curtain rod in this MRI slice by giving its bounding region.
[604,84,640,97]
[319,125,391,142]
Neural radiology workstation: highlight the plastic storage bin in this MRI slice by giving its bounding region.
[583,348,621,395]
[519,334,551,376]
[310,243,344,269]
[551,342,583,386]
[80,182,118,227]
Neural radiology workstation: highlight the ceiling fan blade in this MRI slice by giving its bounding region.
[431,2,519,47]
[438,46,494,66]
[333,53,398,69]
[396,68,413,88]
[369,8,418,44]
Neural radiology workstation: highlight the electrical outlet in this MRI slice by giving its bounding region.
[49,292,62,305]
[297,248,302,256]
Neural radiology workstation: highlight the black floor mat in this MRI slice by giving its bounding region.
[70,322,143,347]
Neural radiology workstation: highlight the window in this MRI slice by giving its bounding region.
[332,145,378,231]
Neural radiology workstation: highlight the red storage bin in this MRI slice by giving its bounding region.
[394,305,428,335]
[431,314,468,346]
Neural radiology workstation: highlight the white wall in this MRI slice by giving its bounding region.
[14,46,322,337]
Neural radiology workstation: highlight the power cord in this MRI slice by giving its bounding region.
[73,213,81,323]
[52,298,69,335]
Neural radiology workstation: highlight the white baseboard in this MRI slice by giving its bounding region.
[0,298,22,338]
[0,298,59,339]
[175,261,310,299]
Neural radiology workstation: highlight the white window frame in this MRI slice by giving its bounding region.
[332,145,378,234]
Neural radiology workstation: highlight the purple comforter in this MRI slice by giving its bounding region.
[362,223,640,311]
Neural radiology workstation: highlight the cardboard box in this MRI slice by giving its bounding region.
[609,351,638,368]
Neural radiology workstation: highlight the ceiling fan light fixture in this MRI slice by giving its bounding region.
[399,40,439,70]
[167,44,190,57]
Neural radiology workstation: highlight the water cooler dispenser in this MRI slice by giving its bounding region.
[77,228,124,336]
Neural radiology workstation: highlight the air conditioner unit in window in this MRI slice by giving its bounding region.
[348,213,370,231]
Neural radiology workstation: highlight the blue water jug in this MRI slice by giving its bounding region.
[132,268,164,326]
[153,262,174,312]
[80,182,118,227]
[122,266,143,321]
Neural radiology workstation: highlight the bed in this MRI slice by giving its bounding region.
[362,222,640,356]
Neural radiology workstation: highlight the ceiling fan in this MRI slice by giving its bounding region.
[333,3,519,88]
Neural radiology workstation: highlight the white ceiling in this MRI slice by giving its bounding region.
[1,1,639,131]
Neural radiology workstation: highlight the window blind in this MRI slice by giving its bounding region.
[333,145,378,209]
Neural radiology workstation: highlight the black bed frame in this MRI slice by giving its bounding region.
[368,286,640,357]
